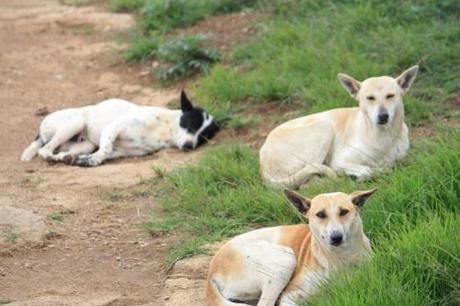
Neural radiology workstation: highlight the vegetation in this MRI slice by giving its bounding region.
[133,0,460,304]
[47,212,64,222]
[110,0,144,12]
[148,126,460,303]
[194,0,460,126]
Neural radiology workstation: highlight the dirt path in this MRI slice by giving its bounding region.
[0,1,203,304]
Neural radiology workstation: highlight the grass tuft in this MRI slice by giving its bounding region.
[110,0,144,12]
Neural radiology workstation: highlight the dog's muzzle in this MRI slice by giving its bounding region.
[377,112,389,125]
[330,233,343,246]
[182,142,195,151]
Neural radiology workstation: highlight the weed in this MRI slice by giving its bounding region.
[122,34,161,62]
[47,212,64,222]
[5,232,20,244]
[0,298,11,305]
[155,34,221,81]
[165,238,209,268]
[103,191,124,202]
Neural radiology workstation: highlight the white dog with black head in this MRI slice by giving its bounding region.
[21,91,219,166]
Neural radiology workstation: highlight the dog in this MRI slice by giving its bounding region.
[260,66,419,189]
[207,188,376,306]
[21,90,219,166]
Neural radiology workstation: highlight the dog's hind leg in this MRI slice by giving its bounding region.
[264,163,337,190]
[55,140,97,164]
[38,118,85,162]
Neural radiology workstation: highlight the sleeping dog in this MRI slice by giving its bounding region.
[21,91,219,166]
[207,188,376,306]
[260,66,418,189]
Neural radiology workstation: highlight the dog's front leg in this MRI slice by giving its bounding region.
[73,124,123,167]
[336,163,373,180]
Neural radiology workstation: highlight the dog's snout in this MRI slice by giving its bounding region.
[377,112,389,125]
[330,233,343,246]
[182,142,195,151]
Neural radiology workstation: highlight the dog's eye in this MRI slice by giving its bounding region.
[339,209,349,216]
[366,96,375,101]
[316,211,327,219]
[386,94,395,99]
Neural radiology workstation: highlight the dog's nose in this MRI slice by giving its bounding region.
[378,113,389,124]
[182,142,195,151]
[330,233,343,246]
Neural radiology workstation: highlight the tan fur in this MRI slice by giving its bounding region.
[207,189,376,306]
[260,66,419,189]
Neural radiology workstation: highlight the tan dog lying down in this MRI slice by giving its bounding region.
[260,66,419,189]
[207,188,376,306]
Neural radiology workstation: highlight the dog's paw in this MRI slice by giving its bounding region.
[73,155,99,167]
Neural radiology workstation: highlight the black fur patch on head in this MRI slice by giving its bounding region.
[179,107,205,134]
[197,120,219,146]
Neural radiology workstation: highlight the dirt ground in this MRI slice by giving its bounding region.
[0,1,209,304]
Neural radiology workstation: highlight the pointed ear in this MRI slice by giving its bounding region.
[350,188,377,208]
[396,65,418,94]
[181,90,194,112]
[338,73,361,98]
[284,189,311,214]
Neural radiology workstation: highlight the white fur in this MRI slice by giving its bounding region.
[260,66,418,189]
[21,99,212,166]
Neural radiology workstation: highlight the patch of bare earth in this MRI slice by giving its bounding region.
[0,0,204,305]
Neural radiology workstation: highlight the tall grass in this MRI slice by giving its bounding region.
[193,0,460,126]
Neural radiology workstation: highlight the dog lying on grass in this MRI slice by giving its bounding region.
[21,91,219,166]
[260,66,419,189]
[207,188,376,306]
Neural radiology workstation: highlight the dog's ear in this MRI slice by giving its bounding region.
[396,65,419,94]
[338,73,361,98]
[181,90,194,112]
[284,189,311,214]
[350,188,377,208]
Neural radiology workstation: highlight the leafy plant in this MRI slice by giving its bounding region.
[155,34,221,81]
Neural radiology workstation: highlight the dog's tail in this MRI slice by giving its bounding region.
[21,135,44,162]
[263,163,337,190]
[206,277,251,306]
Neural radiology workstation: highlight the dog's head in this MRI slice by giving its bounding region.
[177,90,219,151]
[285,188,376,249]
[338,66,418,126]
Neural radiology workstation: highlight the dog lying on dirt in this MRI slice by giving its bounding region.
[207,188,376,306]
[21,91,219,166]
[260,66,419,189]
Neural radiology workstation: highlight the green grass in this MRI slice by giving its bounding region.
[0,298,11,305]
[47,212,64,222]
[147,125,460,303]
[110,0,144,12]
[193,0,460,127]
[140,0,257,33]
[4,232,20,244]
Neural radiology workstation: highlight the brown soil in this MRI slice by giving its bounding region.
[0,1,205,305]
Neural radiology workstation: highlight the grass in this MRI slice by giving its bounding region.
[192,0,460,127]
[102,191,124,202]
[47,212,64,222]
[110,0,144,12]
[146,125,460,303]
[0,298,11,305]
[140,0,257,33]
[5,232,20,244]
[71,24,96,35]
